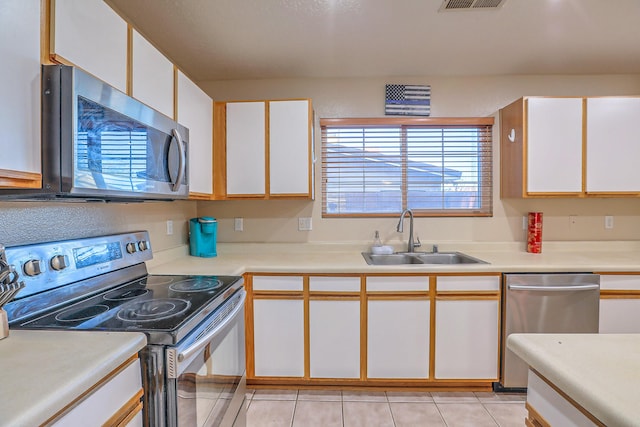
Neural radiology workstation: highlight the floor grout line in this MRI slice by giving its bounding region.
[245,388,526,427]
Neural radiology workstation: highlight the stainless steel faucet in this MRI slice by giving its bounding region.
[397,209,421,253]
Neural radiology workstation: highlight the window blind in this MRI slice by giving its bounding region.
[321,118,494,217]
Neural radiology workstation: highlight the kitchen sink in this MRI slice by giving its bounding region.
[362,251,488,265]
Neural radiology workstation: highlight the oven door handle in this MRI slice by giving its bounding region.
[177,290,246,363]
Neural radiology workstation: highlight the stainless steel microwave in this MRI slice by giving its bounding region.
[1,65,189,201]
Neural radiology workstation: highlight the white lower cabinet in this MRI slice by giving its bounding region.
[367,299,430,379]
[599,299,640,333]
[599,274,640,333]
[309,300,360,378]
[52,358,143,426]
[526,370,598,426]
[253,299,304,377]
[435,299,499,379]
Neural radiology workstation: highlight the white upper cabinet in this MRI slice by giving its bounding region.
[0,0,41,187]
[526,98,583,193]
[269,100,311,195]
[586,97,640,193]
[215,99,313,199]
[501,96,640,198]
[131,30,174,118]
[177,71,213,196]
[52,0,128,92]
[225,102,267,196]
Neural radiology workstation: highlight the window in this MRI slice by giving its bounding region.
[321,117,494,217]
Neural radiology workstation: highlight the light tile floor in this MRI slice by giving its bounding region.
[245,389,527,427]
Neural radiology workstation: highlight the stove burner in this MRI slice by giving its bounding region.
[144,276,175,286]
[117,298,190,322]
[56,304,110,322]
[103,288,149,301]
[169,278,223,293]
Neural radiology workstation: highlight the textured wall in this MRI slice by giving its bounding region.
[0,200,197,249]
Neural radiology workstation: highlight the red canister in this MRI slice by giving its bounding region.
[527,212,543,253]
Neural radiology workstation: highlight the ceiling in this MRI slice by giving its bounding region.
[106,0,640,82]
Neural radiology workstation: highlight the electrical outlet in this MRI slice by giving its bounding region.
[605,215,614,229]
[522,216,527,230]
[298,217,312,231]
[234,217,244,232]
[569,215,577,225]
[166,220,173,235]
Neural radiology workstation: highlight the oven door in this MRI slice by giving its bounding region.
[166,290,246,427]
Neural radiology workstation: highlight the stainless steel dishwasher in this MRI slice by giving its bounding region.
[499,273,600,390]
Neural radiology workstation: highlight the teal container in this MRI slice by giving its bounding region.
[189,217,218,257]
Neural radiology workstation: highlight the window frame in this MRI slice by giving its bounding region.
[320,117,494,218]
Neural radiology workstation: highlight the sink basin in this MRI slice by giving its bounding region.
[362,251,488,265]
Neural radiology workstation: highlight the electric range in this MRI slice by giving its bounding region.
[3,231,246,427]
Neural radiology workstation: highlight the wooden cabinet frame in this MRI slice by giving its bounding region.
[213,100,314,200]
[245,272,501,390]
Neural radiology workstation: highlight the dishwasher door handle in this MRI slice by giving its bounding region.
[508,284,600,292]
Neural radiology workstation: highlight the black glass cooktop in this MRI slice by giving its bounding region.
[17,274,243,343]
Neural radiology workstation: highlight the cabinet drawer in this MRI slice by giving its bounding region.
[436,276,500,292]
[366,276,428,292]
[309,276,360,292]
[599,274,640,291]
[252,276,303,291]
[52,358,142,426]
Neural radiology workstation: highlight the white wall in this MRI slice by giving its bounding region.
[198,73,640,244]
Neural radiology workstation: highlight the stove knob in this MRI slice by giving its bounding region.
[126,242,137,254]
[138,240,148,251]
[50,255,68,271]
[23,259,43,276]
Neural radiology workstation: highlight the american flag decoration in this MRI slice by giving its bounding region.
[385,84,431,116]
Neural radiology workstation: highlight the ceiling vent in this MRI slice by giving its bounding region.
[439,0,507,11]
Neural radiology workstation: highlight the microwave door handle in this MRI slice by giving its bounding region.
[177,290,246,363]
[170,128,186,192]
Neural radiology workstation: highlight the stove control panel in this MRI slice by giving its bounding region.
[4,231,153,299]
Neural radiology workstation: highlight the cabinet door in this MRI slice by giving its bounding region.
[309,300,360,378]
[599,299,640,333]
[0,0,41,186]
[132,30,174,118]
[51,358,142,426]
[52,0,128,92]
[177,71,213,196]
[526,98,583,193]
[586,97,640,193]
[435,299,498,379]
[253,299,304,377]
[269,100,311,196]
[367,299,430,378]
[226,102,266,196]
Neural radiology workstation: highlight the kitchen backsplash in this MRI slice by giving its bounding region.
[0,201,196,250]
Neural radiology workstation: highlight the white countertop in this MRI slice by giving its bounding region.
[147,241,640,275]
[507,333,640,427]
[0,330,146,427]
